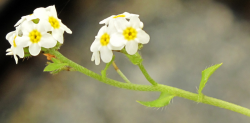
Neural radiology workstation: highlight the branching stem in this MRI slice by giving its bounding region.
[48,49,250,117]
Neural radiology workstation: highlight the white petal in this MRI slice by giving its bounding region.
[49,5,58,18]
[29,43,41,56]
[14,55,18,64]
[111,45,124,50]
[100,46,113,63]
[91,52,95,61]
[125,41,138,55]
[110,33,126,47]
[14,17,25,27]
[140,22,144,28]
[38,20,52,31]
[96,26,107,37]
[114,18,129,32]
[52,29,64,43]
[130,16,141,29]
[33,8,48,20]
[6,31,15,41]
[39,33,57,48]
[6,52,13,55]
[107,20,117,34]
[21,21,35,34]
[6,48,11,52]
[61,23,72,34]
[137,30,150,44]
[123,12,139,19]
[99,16,113,25]
[14,47,24,58]
[15,36,31,47]
[92,52,100,65]
[90,39,100,52]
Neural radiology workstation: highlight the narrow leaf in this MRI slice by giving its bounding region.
[137,92,175,107]
[198,63,222,100]
[44,63,68,72]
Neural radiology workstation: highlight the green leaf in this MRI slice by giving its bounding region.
[198,63,222,102]
[137,92,175,107]
[44,63,68,72]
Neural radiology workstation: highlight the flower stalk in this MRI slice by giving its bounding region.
[112,61,131,83]
[48,49,250,117]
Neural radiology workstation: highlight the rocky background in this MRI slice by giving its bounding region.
[0,0,250,122]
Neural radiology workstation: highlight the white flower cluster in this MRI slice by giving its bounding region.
[90,12,150,65]
[6,5,72,64]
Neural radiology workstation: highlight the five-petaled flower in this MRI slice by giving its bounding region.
[90,12,150,65]
[90,25,123,65]
[34,5,72,44]
[16,20,57,56]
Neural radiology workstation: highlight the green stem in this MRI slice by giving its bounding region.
[138,63,158,86]
[112,61,131,83]
[48,49,250,117]
[101,56,115,78]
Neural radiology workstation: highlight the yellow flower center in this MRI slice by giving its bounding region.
[113,14,126,18]
[13,36,17,47]
[100,33,110,46]
[29,30,42,43]
[123,27,137,41]
[49,16,60,29]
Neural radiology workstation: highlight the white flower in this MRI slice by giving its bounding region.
[14,14,37,27]
[110,16,150,55]
[33,5,72,44]
[6,30,24,64]
[100,12,143,28]
[15,20,57,56]
[90,25,122,65]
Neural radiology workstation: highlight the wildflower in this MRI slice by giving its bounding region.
[33,5,72,43]
[110,16,150,55]
[90,25,122,65]
[15,20,57,56]
[6,30,24,64]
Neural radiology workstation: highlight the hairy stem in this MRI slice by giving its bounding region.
[112,61,131,83]
[48,49,250,117]
[138,63,158,86]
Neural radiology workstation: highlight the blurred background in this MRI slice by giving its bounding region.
[0,0,250,122]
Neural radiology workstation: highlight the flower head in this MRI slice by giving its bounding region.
[16,20,57,56]
[110,16,150,55]
[33,5,72,43]
[90,25,122,65]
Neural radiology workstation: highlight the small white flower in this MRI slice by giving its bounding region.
[100,12,143,28]
[90,25,122,65]
[6,30,25,64]
[14,14,37,27]
[33,5,72,43]
[15,20,57,56]
[110,16,150,55]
